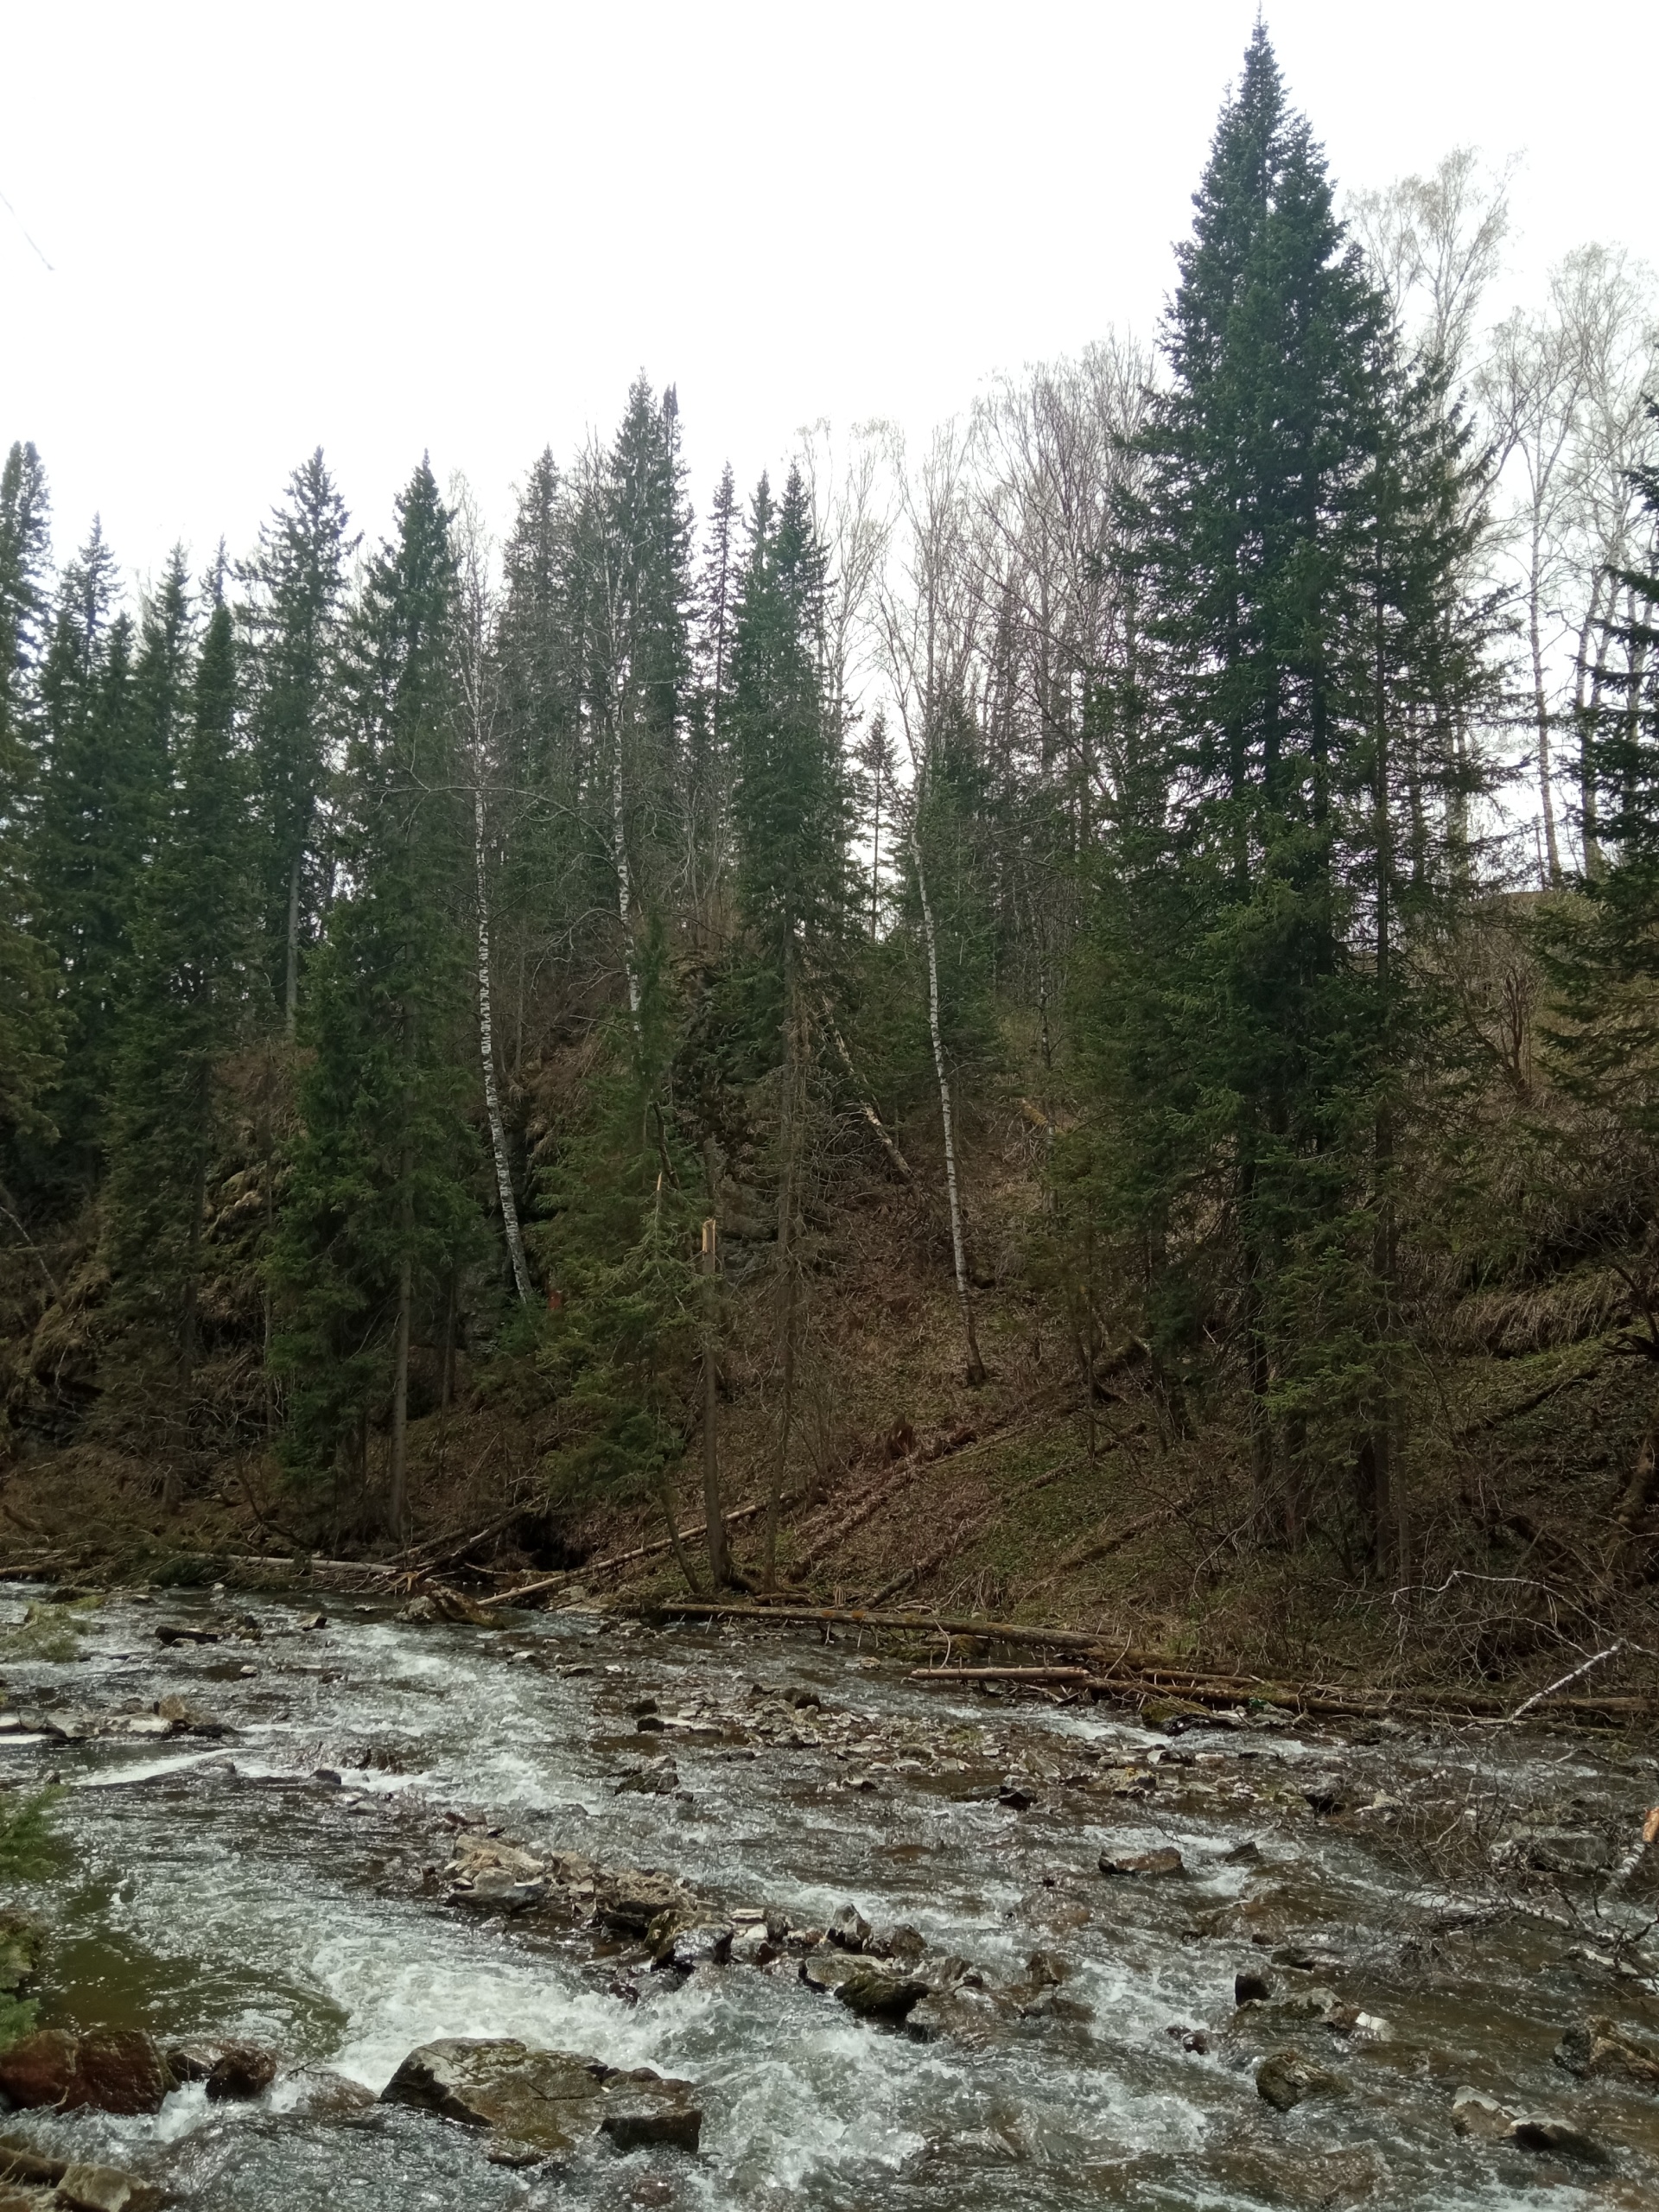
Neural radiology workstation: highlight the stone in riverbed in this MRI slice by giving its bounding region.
[166,2037,278,2100]
[1507,2116,1611,2165]
[867,1923,925,1967]
[381,2038,700,2162]
[828,1904,871,1953]
[1554,2015,1659,2089]
[1451,2087,1513,2142]
[275,2063,378,2118]
[0,2030,175,2115]
[597,1869,694,1935]
[54,2164,168,2212]
[1099,1847,1184,1878]
[799,1949,864,1995]
[833,1965,930,2024]
[1255,2047,1344,2112]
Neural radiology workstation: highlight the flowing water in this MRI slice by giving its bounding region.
[1,1581,1657,2210]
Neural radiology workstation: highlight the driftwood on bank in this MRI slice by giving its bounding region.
[645,1599,1659,1727]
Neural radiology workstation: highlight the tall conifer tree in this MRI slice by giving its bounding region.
[270,461,480,1535]
[0,442,60,1153]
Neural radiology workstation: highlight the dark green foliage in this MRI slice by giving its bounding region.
[0,442,60,1148]
[241,451,353,1034]
[32,521,144,1172]
[728,466,849,969]
[106,592,254,1380]
[1080,27,1489,1546]
[270,462,481,1504]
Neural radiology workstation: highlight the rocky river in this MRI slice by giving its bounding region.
[0,1580,1656,2209]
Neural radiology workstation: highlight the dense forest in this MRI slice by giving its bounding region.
[3,28,1658,1674]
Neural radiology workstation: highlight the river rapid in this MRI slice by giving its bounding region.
[1,1582,1657,2210]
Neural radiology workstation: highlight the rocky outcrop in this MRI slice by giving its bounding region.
[0,2030,175,2115]
[380,2038,701,2164]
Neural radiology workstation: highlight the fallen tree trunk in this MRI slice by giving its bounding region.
[478,1494,793,1611]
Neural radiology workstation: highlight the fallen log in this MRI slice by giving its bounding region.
[910,1665,1093,1684]
[478,1494,794,1610]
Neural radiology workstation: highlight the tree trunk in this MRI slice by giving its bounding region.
[913,835,986,1384]
[611,712,642,1030]
[283,849,302,1041]
[1529,574,1561,882]
[388,1173,413,1541]
[701,1214,730,1586]
[765,994,804,1588]
[474,780,532,1303]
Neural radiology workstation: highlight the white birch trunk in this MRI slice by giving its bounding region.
[912,830,986,1383]
[474,781,532,1305]
[612,711,642,1028]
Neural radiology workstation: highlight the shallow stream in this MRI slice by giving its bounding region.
[2,1583,1657,2209]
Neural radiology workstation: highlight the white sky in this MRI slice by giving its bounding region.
[1,0,1653,591]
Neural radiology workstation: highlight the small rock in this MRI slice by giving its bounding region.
[302,1612,327,1630]
[55,2164,167,2212]
[1236,1969,1273,2005]
[1099,1847,1184,1878]
[397,1595,442,1624]
[1255,2047,1344,2112]
[799,1950,864,1995]
[868,1923,925,1966]
[828,1904,871,1953]
[1554,2015,1659,2089]
[659,1923,733,1972]
[276,2064,378,2118]
[997,1782,1034,1811]
[1507,2116,1611,2166]
[154,1624,219,1646]
[168,2037,278,2101]
[1452,2086,1513,2142]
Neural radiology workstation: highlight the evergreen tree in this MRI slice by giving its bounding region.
[0,442,60,1151]
[270,461,480,1535]
[33,521,143,1173]
[241,451,353,1037]
[1090,27,1484,1556]
[106,590,254,1398]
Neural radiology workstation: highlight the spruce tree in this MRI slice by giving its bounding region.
[106,590,254,1402]
[270,461,480,1535]
[33,521,143,1173]
[241,451,352,1036]
[1095,27,1484,1556]
[0,442,60,1152]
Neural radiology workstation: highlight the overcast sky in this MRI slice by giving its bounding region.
[1,0,1653,591]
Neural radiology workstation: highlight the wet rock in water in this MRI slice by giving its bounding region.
[1024,1948,1069,1988]
[396,1595,442,1624]
[0,2142,64,2186]
[1225,1838,1263,1864]
[1507,2116,1611,2165]
[1451,2087,1514,2142]
[834,1964,930,2023]
[655,1922,733,1971]
[598,2069,702,2152]
[1099,1846,1184,1878]
[381,2038,700,2163]
[597,1869,694,1935]
[799,1950,864,1995]
[275,2063,378,2118]
[868,1923,925,1967]
[167,2037,278,2100]
[0,2030,175,2115]
[1255,2047,1344,2112]
[154,1623,219,1646]
[1554,2015,1659,2089]
[1300,1777,1346,1816]
[615,1762,679,1796]
[997,1781,1034,1811]
[1254,1984,1342,2024]
[1166,2024,1211,2054]
[154,1695,225,1735]
[1497,1828,1615,1877]
[54,2164,168,2212]
[828,1904,872,1953]
[445,1834,547,1911]
[1236,1969,1274,2005]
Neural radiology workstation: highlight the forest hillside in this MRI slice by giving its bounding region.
[3,29,1659,1698]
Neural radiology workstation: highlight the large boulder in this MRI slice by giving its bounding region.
[166,2038,278,2101]
[380,2038,700,2164]
[834,1966,930,2024]
[0,2031,174,2115]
